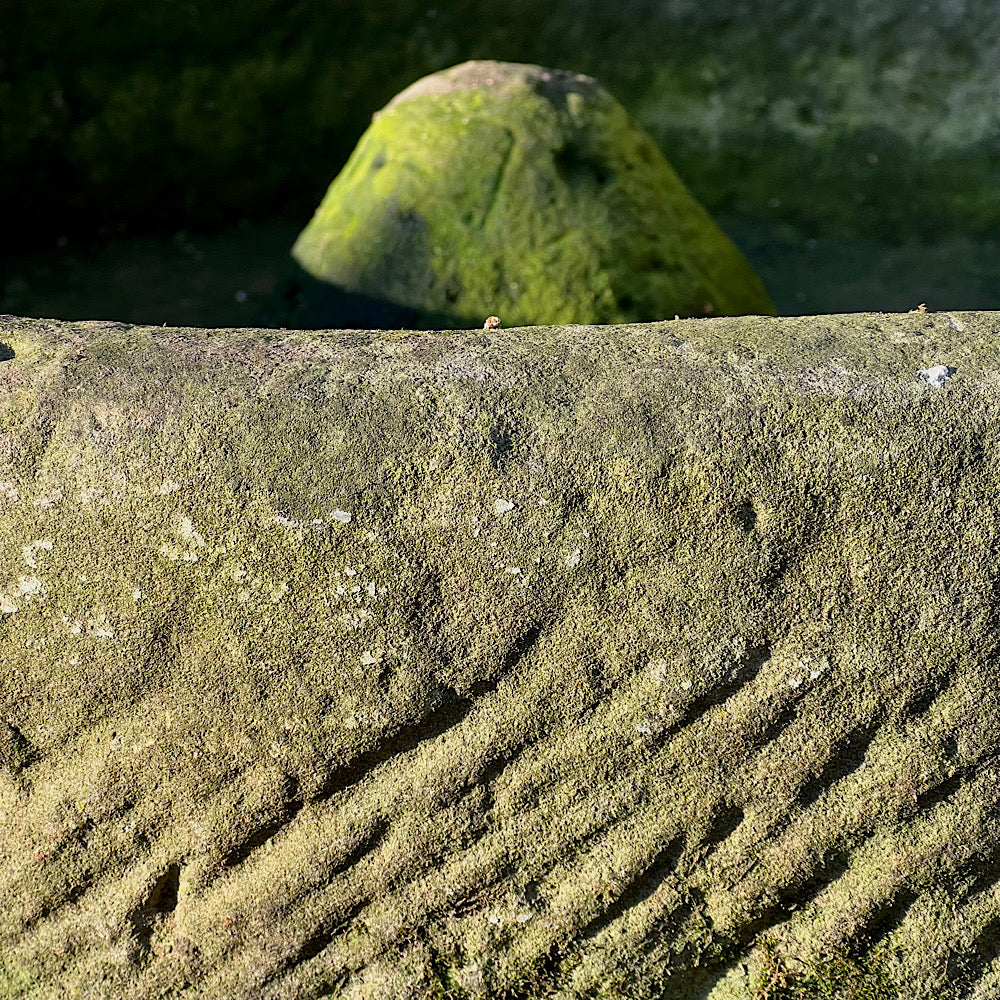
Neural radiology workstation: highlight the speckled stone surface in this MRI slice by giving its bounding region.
[1,311,999,999]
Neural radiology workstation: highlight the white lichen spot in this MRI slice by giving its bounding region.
[515,913,533,924]
[238,590,251,603]
[646,659,670,683]
[918,364,955,388]
[488,913,503,925]
[17,576,43,597]
[505,566,522,576]
[62,612,112,636]
[154,480,181,496]
[494,498,515,515]
[361,649,383,666]
[787,676,802,688]
[22,539,53,568]
[0,481,19,501]
[809,668,822,680]
[680,680,693,691]
[635,724,652,734]
[273,514,301,528]
[344,568,358,577]
[350,585,361,595]
[1,597,18,614]
[78,487,103,504]
[179,516,205,548]
[69,655,80,667]
[270,581,289,603]
[947,314,965,332]
[332,509,352,523]
[132,588,142,601]
[472,526,482,537]
[340,609,373,630]
[366,582,377,597]
[565,548,582,568]
[33,487,63,508]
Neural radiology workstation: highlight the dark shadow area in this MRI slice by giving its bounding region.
[795,721,879,811]
[0,719,37,772]
[1,1,997,327]
[261,258,484,331]
[579,834,687,940]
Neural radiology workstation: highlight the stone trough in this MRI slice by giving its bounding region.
[1,312,999,999]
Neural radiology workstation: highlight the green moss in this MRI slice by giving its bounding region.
[751,941,897,1000]
[287,61,774,329]
[0,960,34,999]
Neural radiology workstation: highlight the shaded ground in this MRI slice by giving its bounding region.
[2,219,996,328]
[0,221,302,330]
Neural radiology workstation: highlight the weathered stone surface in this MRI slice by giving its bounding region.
[1,311,1000,999]
[277,61,774,329]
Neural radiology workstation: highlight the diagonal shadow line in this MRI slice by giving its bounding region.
[578,834,687,942]
[660,644,773,742]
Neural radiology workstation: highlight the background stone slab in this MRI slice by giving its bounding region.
[1,312,999,998]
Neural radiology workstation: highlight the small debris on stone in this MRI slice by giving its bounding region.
[494,498,514,514]
[332,509,352,523]
[909,302,928,314]
[483,315,502,330]
[918,365,955,388]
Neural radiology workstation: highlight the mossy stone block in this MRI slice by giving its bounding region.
[283,61,774,329]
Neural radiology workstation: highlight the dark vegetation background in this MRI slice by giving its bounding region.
[2,0,997,326]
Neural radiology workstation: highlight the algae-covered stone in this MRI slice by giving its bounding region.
[4,311,1000,999]
[277,60,774,329]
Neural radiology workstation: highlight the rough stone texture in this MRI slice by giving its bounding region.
[276,61,774,330]
[2,311,1000,999]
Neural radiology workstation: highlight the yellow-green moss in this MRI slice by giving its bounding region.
[285,61,774,329]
